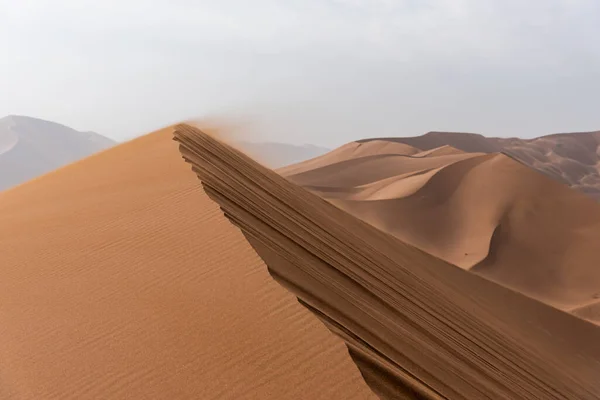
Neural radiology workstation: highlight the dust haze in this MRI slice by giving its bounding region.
[2,0,599,146]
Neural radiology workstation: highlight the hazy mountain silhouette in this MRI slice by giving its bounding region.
[0,115,116,190]
[359,130,600,199]
[0,115,330,191]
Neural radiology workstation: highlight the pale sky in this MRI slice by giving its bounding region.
[1,0,599,147]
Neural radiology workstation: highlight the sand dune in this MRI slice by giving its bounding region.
[285,152,482,189]
[277,139,420,176]
[282,140,600,318]
[362,130,600,199]
[0,127,374,399]
[175,124,600,399]
[364,131,502,154]
[572,301,600,322]
[497,132,600,199]
[6,120,600,398]
[413,145,466,158]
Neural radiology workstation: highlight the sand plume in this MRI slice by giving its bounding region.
[175,124,600,400]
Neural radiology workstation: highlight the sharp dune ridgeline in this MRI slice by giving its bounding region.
[3,120,600,399]
[0,127,374,399]
[175,124,600,399]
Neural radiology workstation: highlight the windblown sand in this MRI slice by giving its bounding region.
[0,128,374,399]
[176,124,600,399]
[4,122,600,399]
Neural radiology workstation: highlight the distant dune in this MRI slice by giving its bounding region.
[4,120,600,398]
[176,124,600,399]
[0,115,115,190]
[0,127,373,399]
[361,130,600,199]
[282,139,600,323]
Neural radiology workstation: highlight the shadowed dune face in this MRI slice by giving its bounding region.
[176,124,600,400]
[0,128,374,399]
[572,301,600,322]
[281,137,600,323]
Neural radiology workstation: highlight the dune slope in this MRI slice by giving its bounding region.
[175,124,600,400]
[0,128,374,399]
[360,130,600,199]
[281,140,600,321]
[277,140,420,176]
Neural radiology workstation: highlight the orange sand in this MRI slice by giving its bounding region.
[0,128,374,399]
[175,124,600,399]
[282,139,600,323]
[360,130,600,199]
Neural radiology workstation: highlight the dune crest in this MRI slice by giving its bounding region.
[175,124,600,400]
[283,139,600,320]
[361,130,600,200]
[413,145,466,158]
[277,140,420,176]
[0,127,374,399]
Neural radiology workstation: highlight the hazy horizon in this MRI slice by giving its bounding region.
[2,0,599,147]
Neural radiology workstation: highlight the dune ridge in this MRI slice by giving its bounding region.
[0,127,374,399]
[175,124,600,399]
[357,130,600,199]
[277,140,421,176]
[281,140,600,321]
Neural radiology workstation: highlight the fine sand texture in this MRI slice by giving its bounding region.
[281,139,600,324]
[175,124,600,399]
[0,127,375,399]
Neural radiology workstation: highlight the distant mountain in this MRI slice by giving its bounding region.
[237,141,330,168]
[359,130,600,200]
[0,115,115,190]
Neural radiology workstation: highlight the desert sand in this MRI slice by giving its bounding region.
[0,128,375,399]
[364,130,600,199]
[176,124,600,399]
[4,120,600,399]
[280,141,600,321]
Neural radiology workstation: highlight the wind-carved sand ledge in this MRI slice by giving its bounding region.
[278,141,600,320]
[174,124,600,399]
